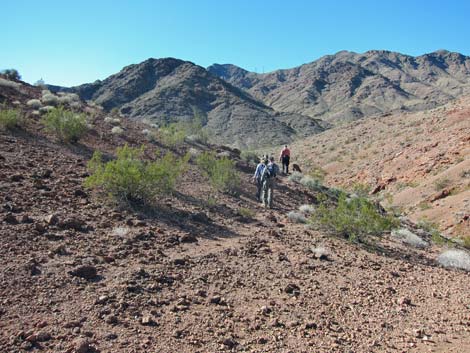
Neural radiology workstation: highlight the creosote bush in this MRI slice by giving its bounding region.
[196,151,240,194]
[0,107,22,130]
[41,106,87,142]
[84,144,189,205]
[311,194,398,242]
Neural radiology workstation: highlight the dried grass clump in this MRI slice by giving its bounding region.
[391,228,428,248]
[287,211,307,224]
[437,250,470,271]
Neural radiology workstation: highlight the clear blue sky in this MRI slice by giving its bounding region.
[2,0,469,86]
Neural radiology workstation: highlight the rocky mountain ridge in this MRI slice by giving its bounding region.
[208,50,470,122]
[50,58,325,149]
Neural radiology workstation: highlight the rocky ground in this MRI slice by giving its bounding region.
[291,96,470,239]
[1,82,470,353]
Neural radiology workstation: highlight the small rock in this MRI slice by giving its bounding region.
[284,283,301,295]
[222,338,238,349]
[20,214,34,223]
[105,315,118,325]
[141,315,155,326]
[190,212,210,223]
[179,234,198,243]
[260,305,272,315]
[75,339,100,353]
[45,213,59,225]
[173,258,186,266]
[74,189,88,198]
[398,297,412,306]
[10,174,24,182]
[69,265,97,280]
[4,213,18,224]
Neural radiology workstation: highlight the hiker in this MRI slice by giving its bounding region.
[260,156,280,209]
[279,145,290,174]
[252,156,267,201]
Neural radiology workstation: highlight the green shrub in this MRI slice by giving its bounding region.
[84,144,189,205]
[311,194,398,241]
[238,207,255,218]
[434,177,451,191]
[159,122,187,147]
[0,108,22,130]
[307,166,327,182]
[196,151,240,194]
[41,106,87,142]
[241,151,259,165]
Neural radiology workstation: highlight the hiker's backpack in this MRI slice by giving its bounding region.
[263,164,276,180]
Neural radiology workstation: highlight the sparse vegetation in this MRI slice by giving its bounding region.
[351,182,371,197]
[299,204,315,215]
[41,91,59,106]
[287,171,303,183]
[391,228,428,248]
[437,250,470,271]
[238,207,255,218]
[433,177,451,191]
[241,150,259,165]
[26,99,42,109]
[0,107,22,130]
[41,106,88,142]
[196,151,240,194]
[311,194,398,242]
[0,78,21,90]
[111,126,124,135]
[288,211,307,224]
[84,144,189,205]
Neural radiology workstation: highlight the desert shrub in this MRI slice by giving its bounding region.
[299,204,315,215]
[434,177,451,191]
[26,99,42,109]
[84,144,189,205]
[41,106,87,142]
[159,122,186,147]
[307,166,327,182]
[391,228,428,248]
[238,207,255,218]
[300,175,323,192]
[241,151,260,165]
[437,250,470,271]
[111,126,124,135]
[0,108,22,130]
[311,194,398,241]
[196,151,240,194]
[41,91,59,106]
[460,236,470,249]
[288,211,307,224]
[0,78,21,89]
[57,93,80,105]
[288,171,303,183]
[39,106,55,114]
[351,182,371,197]
[1,69,21,80]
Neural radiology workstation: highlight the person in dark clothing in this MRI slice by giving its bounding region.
[279,145,291,174]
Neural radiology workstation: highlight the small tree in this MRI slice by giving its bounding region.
[1,69,21,80]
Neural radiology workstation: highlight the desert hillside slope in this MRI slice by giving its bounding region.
[291,96,469,238]
[1,76,470,353]
[209,50,470,123]
[49,58,325,149]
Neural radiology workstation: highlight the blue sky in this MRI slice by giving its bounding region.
[2,0,469,86]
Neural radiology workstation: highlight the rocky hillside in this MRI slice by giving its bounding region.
[50,58,325,149]
[289,95,470,238]
[208,50,470,123]
[2,77,470,353]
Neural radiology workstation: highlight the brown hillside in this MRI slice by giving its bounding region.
[292,96,470,238]
[1,79,470,353]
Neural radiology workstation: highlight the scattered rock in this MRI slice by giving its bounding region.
[45,213,59,225]
[285,283,301,296]
[179,234,198,243]
[69,265,98,280]
[141,315,156,326]
[75,339,100,353]
[4,213,18,224]
[190,212,210,223]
